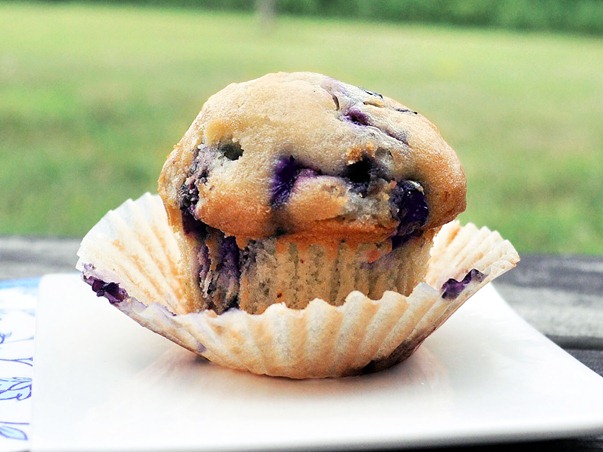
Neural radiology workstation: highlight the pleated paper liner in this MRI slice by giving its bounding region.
[216,228,434,314]
[76,193,519,379]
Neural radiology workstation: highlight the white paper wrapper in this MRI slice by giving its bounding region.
[77,193,519,379]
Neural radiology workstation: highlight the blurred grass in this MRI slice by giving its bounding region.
[1,2,602,254]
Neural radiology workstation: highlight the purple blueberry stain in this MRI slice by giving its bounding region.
[392,181,429,233]
[270,156,301,208]
[179,186,208,238]
[219,235,241,309]
[441,269,486,300]
[343,105,409,145]
[179,146,212,237]
[197,230,241,312]
[218,234,241,281]
[83,272,128,304]
[179,179,203,236]
[390,180,429,248]
[344,107,371,127]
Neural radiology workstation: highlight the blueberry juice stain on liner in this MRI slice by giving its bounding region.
[441,269,486,299]
[82,265,128,305]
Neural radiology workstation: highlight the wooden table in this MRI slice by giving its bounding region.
[1,236,602,451]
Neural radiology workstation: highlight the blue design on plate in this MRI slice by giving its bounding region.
[0,278,39,448]
[0,357,34,367]
[0,377,32,401]
[0,422,28,441]
[0,331,11,344]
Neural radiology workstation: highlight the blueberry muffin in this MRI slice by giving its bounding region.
[159,72,466,314]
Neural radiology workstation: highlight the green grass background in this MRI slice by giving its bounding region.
[1,2,602,254]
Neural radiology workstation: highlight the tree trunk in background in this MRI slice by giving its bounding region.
[256,0,276,29]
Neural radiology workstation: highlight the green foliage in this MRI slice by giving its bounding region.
[1,2,602,254]
[37,0,603,34]
[277,0,603,34]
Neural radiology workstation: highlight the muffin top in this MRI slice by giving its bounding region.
[159,72,466,246]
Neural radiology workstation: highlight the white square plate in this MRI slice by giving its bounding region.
[32,274,603,451]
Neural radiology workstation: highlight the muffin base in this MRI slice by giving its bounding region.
[77,193,519,379]
[191,228,435,314]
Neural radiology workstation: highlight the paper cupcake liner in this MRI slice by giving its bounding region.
[76,193,519,379]
[238,230,434,313]
[175,225,433,314]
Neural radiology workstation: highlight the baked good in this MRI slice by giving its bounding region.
[76,72,519,379]
[158,72,466,314]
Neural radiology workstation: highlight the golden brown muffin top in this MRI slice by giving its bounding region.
[159,72,466,245]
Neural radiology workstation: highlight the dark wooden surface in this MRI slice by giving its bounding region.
[1,236,602,451]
